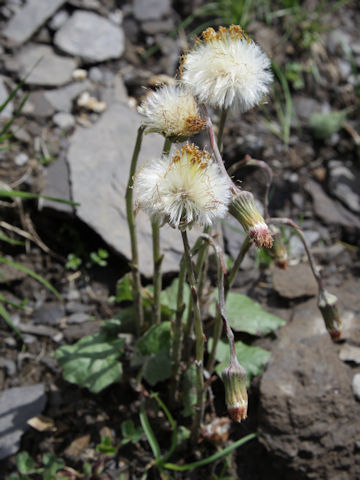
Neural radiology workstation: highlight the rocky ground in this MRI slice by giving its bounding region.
[0,0,360,479]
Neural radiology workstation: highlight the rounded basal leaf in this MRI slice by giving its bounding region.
[210,292,285,335]
[56,333,125,393]
[210,339,271,383]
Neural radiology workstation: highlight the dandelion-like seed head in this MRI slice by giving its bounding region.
[138,84,206,142]
[181,25,273,112]
[135,144,231,229]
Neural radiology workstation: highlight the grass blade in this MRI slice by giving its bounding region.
[139,400,162,460]
[0,189,79,206]
[0,301,23,339]
[164,433,257,471]
[0,256,61,300]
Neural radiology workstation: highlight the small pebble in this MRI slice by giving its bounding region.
[72,68,88,81]
[53,112,76,131]
[15,152,29,166]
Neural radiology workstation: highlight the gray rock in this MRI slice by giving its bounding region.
[88,66,103,83]
[305,179,360,230]
[40,156,73,213]
[339,344,360,365]
[44,80,92,112]
[337,59,352,82]
[142,18,174,35]
[54,11,125,63]
[65,301,92,314]
[67,0,101,9]
[22,90,55,117]
[53,112,75,130]
[67,312,90,324]
[48,9,69,30]
[14,44,77,87]
[326,29,351,55]
[15,152,29,166]
[100,75,128,106]
[328,160,360,213]
[19,323,60,337]
[259,294,360,479]
[288,230,320,258]
[133,0,171,21]
[272,263,318,299]
[352,374,360,401]
[33,302,65,326]
[0,77,13,118]
[3,0,65,45]
[0,359,16,377]
[0,384,46,460]
[66,102,199,276]
[293,96,321,121]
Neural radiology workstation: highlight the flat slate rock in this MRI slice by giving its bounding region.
[66,102,199,276]
[54,10,125,63]
[0,384,46,460]
[3,0,65,46]
[14,44,77,87]
[305,179,360,230]
[44,80,92,112]
[133,0,171,21]
[272,263,318,299]
[328,160,360,213]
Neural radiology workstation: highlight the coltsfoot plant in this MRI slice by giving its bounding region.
[57,24,343,473]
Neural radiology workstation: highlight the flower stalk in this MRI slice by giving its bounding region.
[151,138,172,325]
[170,256,187,404]
[201,233,247,421]
[181,230,205,443]
[269,217,342,340]
[125,125,145,335]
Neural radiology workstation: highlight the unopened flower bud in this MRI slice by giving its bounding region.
[222,359,248,422]
[229,191,273,248]
[269,228,288,269]
[318,290,342,341]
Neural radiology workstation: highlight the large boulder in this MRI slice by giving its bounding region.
[258,280,360,479]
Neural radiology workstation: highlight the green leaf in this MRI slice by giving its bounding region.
[0,256,61,300]
[210,339,271,383]
[116,273,133,303]
[101,307,138,335]
[132,322,171,386]
[0,231,25,246]
[160,278,190,315]
[163,433,257,472]
[136,322,171,356]
[210,292,285,336]
[309,110,349,139]
[16,452,36,474]
[0,300,23,339]
[140,400,161,461]
[120,420,143,445]
[56,332,125,393]
[42,453,65,480]
[96,436,117,455]
[0,189,79,206]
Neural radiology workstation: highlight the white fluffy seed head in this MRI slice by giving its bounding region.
[138,84,206,142]
[181,25,273,112]
[135,144,231,229]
